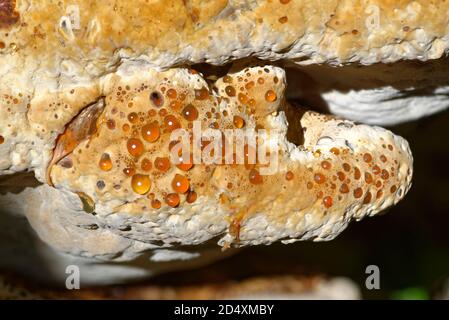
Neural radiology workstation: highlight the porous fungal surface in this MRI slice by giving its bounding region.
[0,1,417,263]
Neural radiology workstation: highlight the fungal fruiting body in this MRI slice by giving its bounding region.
[44,63,413,247]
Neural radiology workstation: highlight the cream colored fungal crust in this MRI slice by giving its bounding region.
[3,0,449,66]
[0,0,415,251]
[0,0,436,179]
[47,64,412,247]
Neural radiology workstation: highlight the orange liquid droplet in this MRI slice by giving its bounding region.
[150,91,164,107]
[106,119,116,130]
[164,115,181,132]
[285,171,294,181]
[340,183,349,194]
[186,190,197,203]
[363,192,372,204]
[131,174,151,195]
[321,160,332,170]
[166,88,177,99]
[195,87,209,100]
[233,115,245,128]
[363,153,373,163]
[225,86,236,97]
[141,123,160,143]
[127,138,144,157]
[122,124,130,132]
[365,172,373,184]
[141,158,152,171]
[151,199,161,209]
[238,93,248,104]
[0,135,4,144]
[99,153,113,171]
[155,157,170,172]
[165,193,180,207]
[323,196,333,208]
[314,173,326,184]
[127,112,138,124]
[354,167,361,180]
[265,90,277,102]
[123,167,135,176]
[330,147,340,155]
[354,188,363,199]
[176,154,193,171]
[182,104,199,121]
[223,75,233,83]
[381,169,390,180]
[249,169,263,185]
[172,174,190,193]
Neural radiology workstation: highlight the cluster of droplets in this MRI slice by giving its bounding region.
[96,78,207,209]
[300,144,400,209]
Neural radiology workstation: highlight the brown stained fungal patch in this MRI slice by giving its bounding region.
[0,0,19,29]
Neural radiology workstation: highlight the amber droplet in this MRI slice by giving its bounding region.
[365,172,373,184]
[323,196,333,208]
[354,167,361,180]
[141,158,152,171]
[279,16,288,23]
[381,169,390,180]
[182,104,199,121]
[0,135,4,144]
[280,0,290,4]
[106,119,116,130]
[265,90,277,102]
[164,115,181,132]
[238,93,248,104]
[122,123,130,132]
[223,75,233,83]
[166,88,177,99]
[225,86,236,97]
[330,147,340,155]
[285,171,294,181]
[321,161,332,170]
[380,155,387,163]
[314,173,326,184]
[165,193,180,207]
[131,174,151,195]
[343,163,351,172]
[186,190,197,203]
[337,172,346,181]
[233,115,246,128]
[141,123,160,142]
[123,167,135,176]
[390,185,397,193]
[172,174,190,193]
[99,153,113,171]
[151,199,161,209]
[155,157,170,172]
[354,188,363,198]
[127,138,144,157]
[372,165,381,175]
[195,87,209,100]
[363,192,372,204]
[363,153,373,163]
[176,154,193,171]
[127,112,138,123]
[340,183,349,194]
[249,169,263,185]
[245,81,255,90]
[150,91,164,107]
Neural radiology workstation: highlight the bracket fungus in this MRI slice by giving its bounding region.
[4,0,443,285]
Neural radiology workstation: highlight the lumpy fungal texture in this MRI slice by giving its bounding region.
[49,66,411,241]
